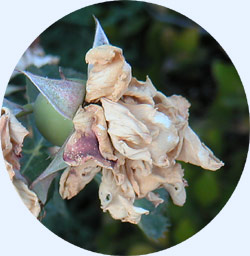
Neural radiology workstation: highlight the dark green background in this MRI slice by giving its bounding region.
[14,1,249,255]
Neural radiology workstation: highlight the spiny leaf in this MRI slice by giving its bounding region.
[20,70,86,120]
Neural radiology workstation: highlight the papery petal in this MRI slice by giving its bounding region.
[122,76,157,105]
[0,108,40,216]
[146,192,164,207]
[63,104,116,168]
[177,126,224,171]
[154,92,190,122]
[123,102,179,167]
[13,177,41,217]
[153,93,191,164]
[99,168,148,224]
[0,107,29,175]
[85,45,131,102]
[60,162,101,199]
[127,161,186,206]
[101,98,152,161]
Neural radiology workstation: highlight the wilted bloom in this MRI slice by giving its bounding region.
[0,107,41,217]
[60,42,224,224]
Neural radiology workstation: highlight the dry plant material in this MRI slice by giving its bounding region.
[60,44,224,224]
[0,108,41,217]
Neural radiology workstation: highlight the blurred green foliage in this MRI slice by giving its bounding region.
[6,1,249,255]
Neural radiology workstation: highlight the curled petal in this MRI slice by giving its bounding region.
[13,177,41,217]
[0,107,29,176]
[123,102,180,167]
[60,162,101,199]
[122,76,157,105]
[177,126,224,171]
[101,98,152,161]
[146,192,164,207]
[154,92,190,122]
[127,161,186,206]
[64,104,116,168]
[0,108,40,216]
[99,168,148,224]
[85,45,131,102]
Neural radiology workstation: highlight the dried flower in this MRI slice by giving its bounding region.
[60,42,224,224]
[0,107,41,217]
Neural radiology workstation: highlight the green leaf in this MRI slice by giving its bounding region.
[193,171,220,207]
[20,115,51,182]
[31,140,69,204]
[174,28,199,54]
[21,70,86,120]
[173,218,196,243]
[212,60,246,109]
[212,60,242,96]
[135,188,170,240]
[5,84,25,96]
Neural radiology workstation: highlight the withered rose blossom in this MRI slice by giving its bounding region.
[60,42,224,224]
[0,107,41,217]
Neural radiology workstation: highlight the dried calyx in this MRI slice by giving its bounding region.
[59,20,224,224]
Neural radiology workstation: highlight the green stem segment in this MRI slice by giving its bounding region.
[16,104,34,118]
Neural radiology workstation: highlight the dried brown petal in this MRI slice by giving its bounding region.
[146,192,164,207]
[127,162,186,206]
[177,126,224,171]
[122,76,157,105]
[123,102,180,167]
[64,104,116,168]
[0,107,29,177]
[85,45,131,102]
[154,92,190,122]
[60,163,101,199]
[13,177,41,217]
[101,98,152,161]
[99,168,148,224]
